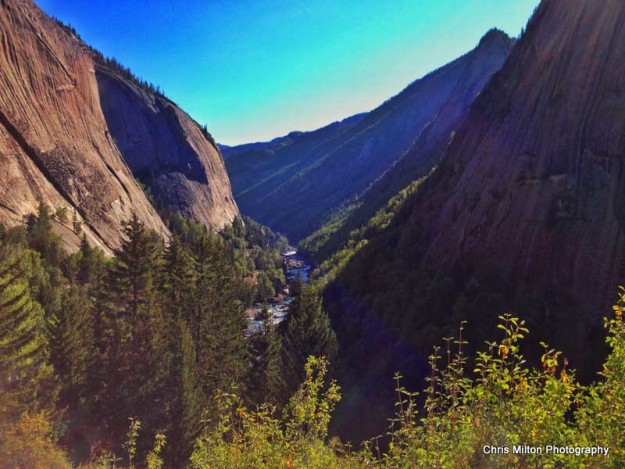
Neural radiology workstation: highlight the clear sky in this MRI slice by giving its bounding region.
[36,0,539,145]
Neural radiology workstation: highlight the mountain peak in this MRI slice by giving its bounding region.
[478,28,512,47]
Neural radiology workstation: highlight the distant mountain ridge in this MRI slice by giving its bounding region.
[221,114,366,160]
[0,0,238,252]
[225,29,513,242]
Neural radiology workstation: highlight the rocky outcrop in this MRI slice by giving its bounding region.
[420,0,625,323]
[96,67,239,230]
[225,31,513,241]
[0,0,238,252]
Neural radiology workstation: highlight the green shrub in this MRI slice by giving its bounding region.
[190,357,354,469]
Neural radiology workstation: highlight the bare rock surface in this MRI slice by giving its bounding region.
[421,0,625,317]
[0,0,238,251]
[96,66,239,230]
[323,1,625,442]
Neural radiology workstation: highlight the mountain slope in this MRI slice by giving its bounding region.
[324,0,625,441]
[223,113,365,223]
[0,0,238,252]
[301,29,514,261]
[225,30,513,242]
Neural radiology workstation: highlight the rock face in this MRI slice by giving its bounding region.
[225,30,513,241]
[417,0,625,325]
[96,67,239,230]
[0,0,238,252]
[325,0,625,441]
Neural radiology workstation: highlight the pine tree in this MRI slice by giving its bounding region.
[247,313,285,406]
[55,284,94,402]
[79,237,115,410]
[162,235,196,320]
[25,203,63,266]
[0,245,55,417]
[113,214,162,318]
[192,234,248,402]
[169,319,204,465]
[281,285,338,395]
[108,215,172,454]
[75,233,106,286]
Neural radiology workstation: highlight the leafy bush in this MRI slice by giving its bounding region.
[0,413,71,469]
[190,357,354,469]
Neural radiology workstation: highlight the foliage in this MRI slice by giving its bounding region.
[281,283,338,396]
[574,289,625,466]
[193,298,625,469]
[4,202,625,469]
[0,205,291,466]
[221,215,288,303]
[246,312,285,406]
[190,357,352,469]
[0,412,71,469]
[302,173,430,286]
[0,242,55,418]
[167,213,287,305]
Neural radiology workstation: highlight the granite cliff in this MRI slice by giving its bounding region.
[0,0,238,252]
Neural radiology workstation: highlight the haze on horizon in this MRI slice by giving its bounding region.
[37,0,538,145]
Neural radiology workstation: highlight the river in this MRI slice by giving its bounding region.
[246,249,312,334]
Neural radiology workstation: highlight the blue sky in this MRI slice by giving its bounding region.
[37,0,539,145]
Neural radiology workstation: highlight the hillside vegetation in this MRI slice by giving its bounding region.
[225,30,512,242]
[4,285,624,468]
[0,203,339,467]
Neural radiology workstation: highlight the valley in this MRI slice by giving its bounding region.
[1,0,625,467]
[247,249,312,334]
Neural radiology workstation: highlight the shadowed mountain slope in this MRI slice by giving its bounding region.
[301,29,515,261]
[225,30,513,242]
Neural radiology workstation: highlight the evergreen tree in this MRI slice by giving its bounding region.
[282,284,338,394]
[0,245,55,417]
[162,234,196,320]
[25,203,63,267]
[108,215,172,455]
[75,233,107,286]
[54,284,94,402]
[169,319,204,465]
[113,214,162,317]
[73,236,114,400]
[192,234,248,402]
[247,312,285,406]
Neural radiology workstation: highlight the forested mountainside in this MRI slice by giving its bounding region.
[0,202,328,466]
[324,0,625,442]
[225,30,513,241]
[0,0,237,253]
[3,205,624,468]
